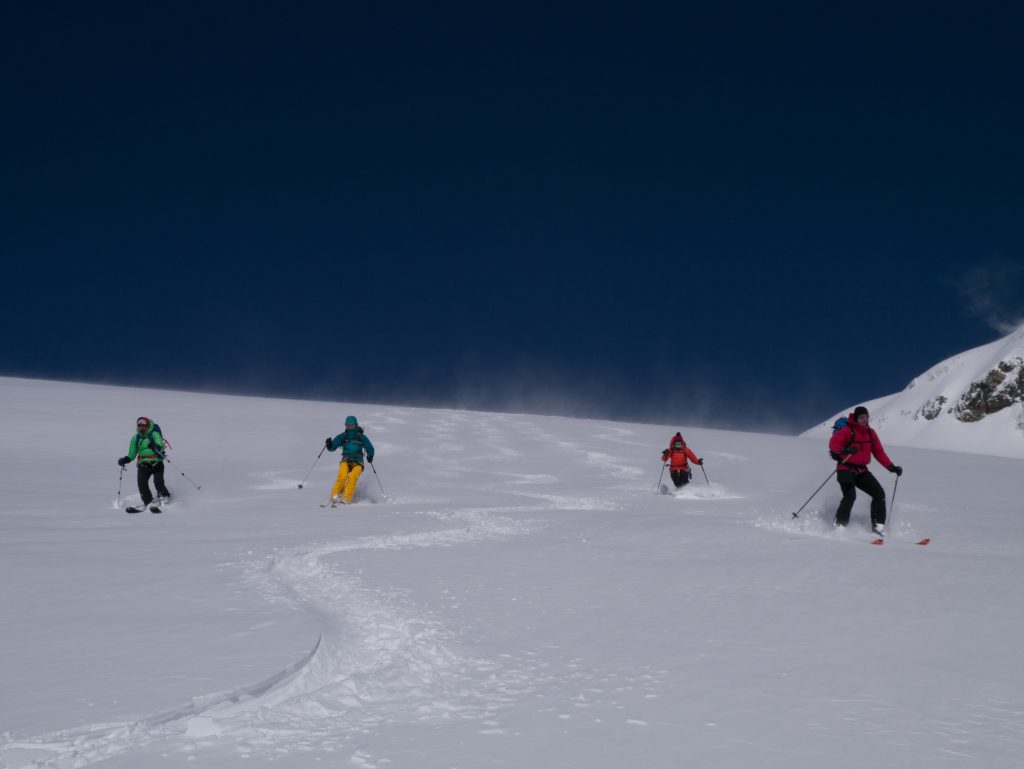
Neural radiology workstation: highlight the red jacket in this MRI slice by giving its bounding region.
[662,436,699,471]
[828,414,894,472]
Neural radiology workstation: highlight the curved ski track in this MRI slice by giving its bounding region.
[0,506,542,766]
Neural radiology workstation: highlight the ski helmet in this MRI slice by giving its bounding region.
[136,416,152,431]
[345,416,358,428]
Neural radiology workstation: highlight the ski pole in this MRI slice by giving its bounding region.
[298,445,327,489]
[654,462,667,494]
[888,474,900,529]
[791,469,837,519]
[155,449,202,490]
[367,460,390,500]
[115,464,126,509]
[698,461,710,486]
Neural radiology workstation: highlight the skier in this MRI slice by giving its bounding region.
[661,432,703,489]
[325,416,375,505]
[117,416,171,512]
[828,406,903,534]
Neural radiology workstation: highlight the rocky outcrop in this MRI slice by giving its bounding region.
[916,396,946,421]
[954,357,1024,423]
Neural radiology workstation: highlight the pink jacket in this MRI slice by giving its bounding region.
[829,414,894,472]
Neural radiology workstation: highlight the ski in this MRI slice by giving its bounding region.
[149,505,162,514]
[869,537,930,546]
[126,506,145,514]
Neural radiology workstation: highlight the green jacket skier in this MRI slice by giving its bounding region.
[118,416,171,511]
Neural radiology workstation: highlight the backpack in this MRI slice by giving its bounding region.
[830,415,872,460]
[341,426,366,459]
[136,422,171,456]
[153,423,171,451]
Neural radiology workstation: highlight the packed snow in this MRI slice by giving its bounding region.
[1,376,1022,769]
[805,324,1024,459]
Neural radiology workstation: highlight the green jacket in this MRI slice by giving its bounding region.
[128,426,166,465]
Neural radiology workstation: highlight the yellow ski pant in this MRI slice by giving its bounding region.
[331,461,363,502]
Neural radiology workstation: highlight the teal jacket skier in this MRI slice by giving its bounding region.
[325,416,375,503]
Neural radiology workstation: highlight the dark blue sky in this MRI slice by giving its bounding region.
[3,3,1022,430]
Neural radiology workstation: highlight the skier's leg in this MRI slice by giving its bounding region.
[331,462,349,500]
[343,462,363,503]
[670,469,685,488]
[834,470,856,526]
[137,464,155,506]
[153,463,171,498]
[857,472,887,527]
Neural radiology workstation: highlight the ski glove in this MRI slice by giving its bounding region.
[888,465,903,476]
[117,456,131,467]
[367,455,374,464]
[842,445,857,455]
[325,437,333,450]
[697,458,704,465]
[829,450,843,461]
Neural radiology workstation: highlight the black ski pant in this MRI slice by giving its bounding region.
[137,462,170,505]
[670,469,692,489]
[835,469,886,528]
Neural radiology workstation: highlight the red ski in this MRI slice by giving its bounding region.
[869,537,930,546]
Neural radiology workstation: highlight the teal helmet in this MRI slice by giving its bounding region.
[345,416,358,427]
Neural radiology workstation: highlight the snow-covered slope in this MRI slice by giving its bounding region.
[803,324,1024,459]
[1,376,1023,769]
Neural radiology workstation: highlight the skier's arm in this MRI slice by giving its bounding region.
[326,434,339,452]
[127,435,139,461]
[870,430,894,468]
[361,434,375,460]
[151,432,166,457]
[685,447,700,465]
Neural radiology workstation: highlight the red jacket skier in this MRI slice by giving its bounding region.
[661,432,702,489]
[828,406,903,534]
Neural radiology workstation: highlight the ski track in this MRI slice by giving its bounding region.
[0,506,542,767]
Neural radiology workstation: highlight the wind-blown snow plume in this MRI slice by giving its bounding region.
[956,258,1024,334]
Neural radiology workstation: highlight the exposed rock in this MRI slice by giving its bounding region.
[917,396,946,421]
[954,357,1024,423]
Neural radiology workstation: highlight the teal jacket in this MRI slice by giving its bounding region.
[128,426,166,465]
[328,428,374,464]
